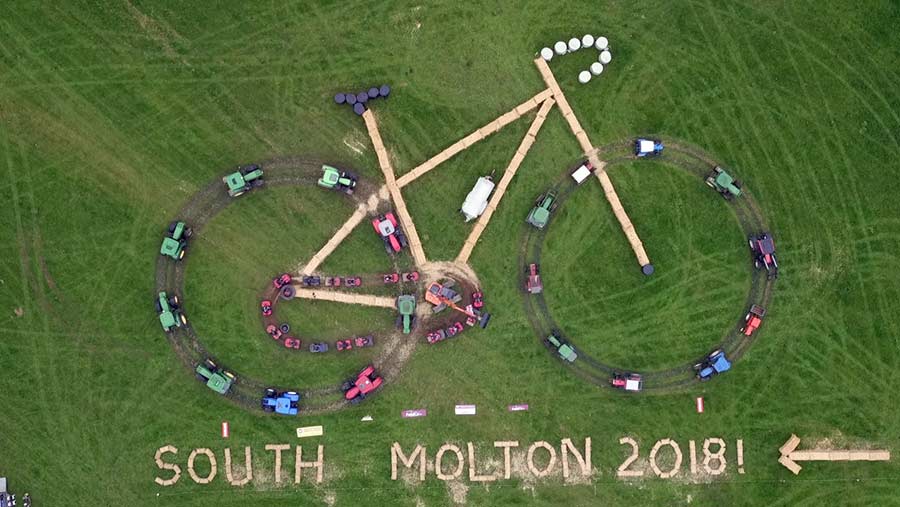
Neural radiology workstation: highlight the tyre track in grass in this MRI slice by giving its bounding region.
[155,157,413,415]
[520,140,776,391]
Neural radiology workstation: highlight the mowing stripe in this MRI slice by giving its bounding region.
[457,98,556,263]
[395,88,553,188]
[362,109,428,265]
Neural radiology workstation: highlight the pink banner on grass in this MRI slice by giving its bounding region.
[508,404,529,412]
[401,409,427,418]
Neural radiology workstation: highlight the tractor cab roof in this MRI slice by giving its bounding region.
[397,295,416,314]
[224,172,247,189]
[160,237,185,257]
[206,373,232,394]
[376,218,396,236]
[757,235,776,254]
[529,207,550,225]
[321,166,340,184]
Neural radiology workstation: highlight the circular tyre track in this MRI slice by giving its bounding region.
[520,139,776,391]
[155,157,412,415]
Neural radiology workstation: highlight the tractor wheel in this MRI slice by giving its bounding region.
[754,260,761,269]
[195,373,208,382]
[168,221,178,233]
[170,296,179,306]
[734,180,742,189]
[705,178,715,188]
[184,228,193,238]
[340,381,353,392]
[280,286,295,300]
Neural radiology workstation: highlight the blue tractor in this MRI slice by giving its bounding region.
[634,138,664,157]
[694,350,731,381]
[261,389,300,415]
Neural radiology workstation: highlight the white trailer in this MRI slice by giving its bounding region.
[570,161,595,185]
[460,176,495,222]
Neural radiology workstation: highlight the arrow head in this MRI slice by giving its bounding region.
[778,454,802,475]
[779,434,801,456]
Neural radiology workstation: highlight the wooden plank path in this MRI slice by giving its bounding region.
[457,97,556,263]
[362,109,428,265]
[290,288,396,308]
[395,89,554,189]
[299,205,368,275]
[533,57,651,270]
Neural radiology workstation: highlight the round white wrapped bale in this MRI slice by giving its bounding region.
[595,36,609,50]
[554,41,567,55]
[590,62,604,75]
[540,47,554,61]
[578,71,592,84]
[599,50,612,64]
[568,37,581,51]
[582,34,595,48]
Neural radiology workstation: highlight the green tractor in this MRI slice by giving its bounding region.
[396,294,417,334]
[223,164,264,197]
[159,221,192,260]
[318,165,357,195]
[155,291,187,332]
[195,358,235,395]
[526,191,558,229]
[546,332,577,363]
[705,166,742,199]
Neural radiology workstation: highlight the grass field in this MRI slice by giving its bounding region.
[2,1,900,506]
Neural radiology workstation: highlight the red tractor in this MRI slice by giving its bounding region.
[526,264,543,294]
[741,305,767,336]
[273,273,292,289]
[354,335,375,348]
[342,365,383,403]
[266,324,283,340]
[427,329,447,344]
[472,291,484,309]
[749,233,779,278]
[261,299,273,316]
[446,321,464,337]
[372,212,408,254]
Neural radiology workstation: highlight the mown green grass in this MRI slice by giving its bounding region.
[1,1,900,506]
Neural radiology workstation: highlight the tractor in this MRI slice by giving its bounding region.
[155,291,187,332]
[425,281,491,328]
[223,164,264,197]
[195,359,235,395]
[525,263,543,294]
[695,350,731,381]
[159,221,192,260]
[749,233,779,278]
[705,166,742,199]
[526,191,558,229]
[354,335,374,348]
[611,373,643,392]
[634,138,664,157]
[341,365,383,404]
[261,389,300,415]
[546,332,577,362]
[309,342,328,353]
[272,273,292,289]
[396,294,417,334]
[740,305,767,336]
[318,165,357,195]
[372,212,408,254]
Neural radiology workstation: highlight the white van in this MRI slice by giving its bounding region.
[460,176,495,222]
